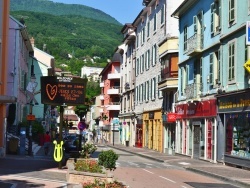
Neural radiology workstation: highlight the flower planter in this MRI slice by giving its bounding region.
[66,158,114,185]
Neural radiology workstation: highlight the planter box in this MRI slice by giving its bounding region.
[66,158,114,185]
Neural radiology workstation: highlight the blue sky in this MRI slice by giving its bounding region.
[52,0,144,24]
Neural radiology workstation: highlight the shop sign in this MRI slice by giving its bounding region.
[175,99,216,118]
[218,90,250,112]
[149,112,154,119]
[167,113,177,122]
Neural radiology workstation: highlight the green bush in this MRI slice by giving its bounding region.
[98,150,119,171]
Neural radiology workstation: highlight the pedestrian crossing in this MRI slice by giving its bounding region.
[115,160,181,169]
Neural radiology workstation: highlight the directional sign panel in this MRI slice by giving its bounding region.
[244,60,250,74]
[41,76,87,106]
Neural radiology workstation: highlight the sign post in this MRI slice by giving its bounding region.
[40,76,87,169]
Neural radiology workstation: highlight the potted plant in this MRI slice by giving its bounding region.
[79,143,97,158]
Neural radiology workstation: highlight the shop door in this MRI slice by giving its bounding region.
[193,125,200,159]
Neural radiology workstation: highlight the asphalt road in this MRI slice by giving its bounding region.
[102,146,241,188]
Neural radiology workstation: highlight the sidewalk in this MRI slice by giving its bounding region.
[107,144,250,188]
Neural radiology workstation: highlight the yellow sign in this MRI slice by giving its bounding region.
[53,140,64,162]
[244,60,250,73]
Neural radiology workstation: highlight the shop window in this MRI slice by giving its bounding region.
[226,114,250,159]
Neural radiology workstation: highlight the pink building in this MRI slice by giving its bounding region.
[99,53,121,143]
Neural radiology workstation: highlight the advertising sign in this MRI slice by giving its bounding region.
[246,21,250,45]
[41,76,87,106]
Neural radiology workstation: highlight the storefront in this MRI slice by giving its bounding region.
[135,115,143,148]
[163,113,176,154]
[217,90,250,168]
[175,98,217,162]
[143,109,163,152]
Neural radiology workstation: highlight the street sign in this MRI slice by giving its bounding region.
[40,76,87,106]
[27,114,35,121]
[244,59,250,74]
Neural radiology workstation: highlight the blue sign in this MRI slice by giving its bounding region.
[112,118,119,125]
[246,21,250,45]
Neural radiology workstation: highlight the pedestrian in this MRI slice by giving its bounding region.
[44,131,51,155]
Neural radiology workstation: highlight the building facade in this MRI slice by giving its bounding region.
[117,24,136,147]
[99,54,121,144]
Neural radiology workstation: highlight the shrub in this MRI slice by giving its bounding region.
[98,150,119,171]
[82,179,126,188]
[79,143,97,158]
[74,159,103,173]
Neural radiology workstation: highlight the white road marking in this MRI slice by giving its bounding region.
[178,162,190,165]
[181,186,188,188]
[143,169,154,174]
[144,163,153,165]
[128,161,139,166]
[159,176,176,183]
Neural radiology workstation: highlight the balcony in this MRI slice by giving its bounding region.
[108,72,121,79]
[106,102,120,111]
[185,33,203,56]
[100,82,104,87]
[184,83,203,100]
[107,86,120,95]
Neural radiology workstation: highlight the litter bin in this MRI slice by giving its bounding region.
[125,141,129,147]
[9,138,19,154]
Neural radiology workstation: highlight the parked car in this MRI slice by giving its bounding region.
[63,134,78,153]
[63,134,85,153]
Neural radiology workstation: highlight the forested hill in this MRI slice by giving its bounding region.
[10,10,123,72]
[10,0,121,25]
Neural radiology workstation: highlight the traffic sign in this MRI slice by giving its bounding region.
[244,60,250,74]
[27,114,35,121]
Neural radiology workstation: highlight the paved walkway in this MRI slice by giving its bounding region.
[107,144,250,188]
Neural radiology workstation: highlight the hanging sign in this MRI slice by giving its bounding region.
[40,76,87,106]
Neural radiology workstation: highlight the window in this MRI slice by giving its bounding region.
[147,21,150,37]
[141,54,144,72]
[136,58,139,76]
[136,34,139,48]
[249,0,250,14]
[181,67,186,96]
[152,44,157,66]
[147,49,150,70]
[151,78,156,100]
[184,26,188,51]
[146,80,149,101]
[229,0,235,23]
[141,27,145,45]
[228,41,235,81]
[160,5,165,25]
[158,75,163,98]
[153,14,157,31]
[211,0,221,34]
[209,53,214,85]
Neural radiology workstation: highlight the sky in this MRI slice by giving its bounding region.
[52,0,144,25]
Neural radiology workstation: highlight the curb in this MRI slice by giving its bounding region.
[186,167,250,188]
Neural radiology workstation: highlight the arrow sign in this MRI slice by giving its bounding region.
[244,59,250,74]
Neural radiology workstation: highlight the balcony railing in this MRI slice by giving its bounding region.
[185,33,203,56]
[184,83,203,100]
[161,70,178,80]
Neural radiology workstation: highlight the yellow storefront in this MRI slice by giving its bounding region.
[143,109,163,152]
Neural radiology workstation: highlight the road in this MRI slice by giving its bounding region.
[0,146,242,188]
[99,146,241,188]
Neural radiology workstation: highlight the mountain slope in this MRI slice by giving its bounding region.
[10,0,121,25]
